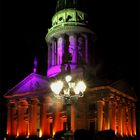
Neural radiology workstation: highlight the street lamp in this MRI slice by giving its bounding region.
[50,74,86,140]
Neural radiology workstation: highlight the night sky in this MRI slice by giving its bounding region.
[0,1,139,99]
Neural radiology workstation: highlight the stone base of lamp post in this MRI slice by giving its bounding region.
[64,130,73,140]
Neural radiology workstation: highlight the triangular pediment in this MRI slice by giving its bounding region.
[4,73,49,98]
[110,79,137,98]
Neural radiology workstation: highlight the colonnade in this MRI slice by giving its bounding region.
[6,97,69,137]
[6,94,136,137]
[97,96,136,136]
[47,33,89,69]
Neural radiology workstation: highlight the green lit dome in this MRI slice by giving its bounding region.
[45,0,95,43]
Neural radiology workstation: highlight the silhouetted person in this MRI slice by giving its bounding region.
[96,129,116,140]
[54,130,65,140]
[74,129,93,140]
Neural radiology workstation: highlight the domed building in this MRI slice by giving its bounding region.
[4,0,137,138]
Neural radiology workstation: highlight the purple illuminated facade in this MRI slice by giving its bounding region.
[4,0,137,138]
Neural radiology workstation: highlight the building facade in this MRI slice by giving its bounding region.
[4,0,137,138]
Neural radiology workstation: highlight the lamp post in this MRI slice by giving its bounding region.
[50,74,86,140]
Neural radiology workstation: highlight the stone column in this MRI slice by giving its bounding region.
[60,34,68,71]
[132,104,136,136]
[36,100,41,137]
[109,99,116,131]
[121,106,125,136]
[57,37,63,65]
[120,106,123,136]
[84,34,88,64]
[40,97,50,136]
[121,99,126,136]
[40,97,45,136]
[117,103,123,136]
[17,100,28,136]
[97,100,104,131]
[48,43,51,68]
[11,104,17,136]
[114,102,119,134]
[7,101,18,136]
[17,101,21,136]
[46,97,53,136]
[128,105,132,135]
[25,100,30,137]
[52,37,57,66]
[103,100,110,130]
[52,39,55,66]
[7,102,12,136]
[114,97,120,135]
[29,98,39,136]
[63,34,70,65]
[24,104,29,136]
[77,35,85,65]
[123,106,128,136]
[28,100,32,136]
[55,38,58,65]
[108,100,112,130]
[69,34,77,64]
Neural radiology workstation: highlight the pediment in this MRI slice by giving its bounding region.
[4,73,49,97]
[110,79,137,98]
